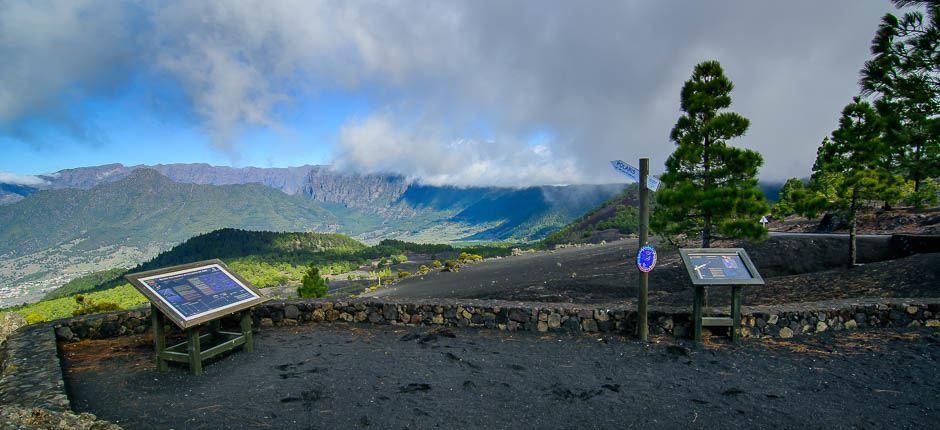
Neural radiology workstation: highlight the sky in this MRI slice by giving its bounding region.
[0,0,899,186]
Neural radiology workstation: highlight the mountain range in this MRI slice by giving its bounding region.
[0,163,625,306]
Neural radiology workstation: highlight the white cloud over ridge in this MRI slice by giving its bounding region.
[0,172,46,186]
[0,0,896,185]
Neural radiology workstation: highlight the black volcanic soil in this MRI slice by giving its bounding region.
[62,324,940,429]
[365,235,939,307]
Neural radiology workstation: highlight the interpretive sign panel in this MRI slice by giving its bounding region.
[678,248,764,286]
[126,259,267,329]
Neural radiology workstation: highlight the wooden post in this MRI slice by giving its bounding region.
[151,304,168,372]
[693,285,704,342]
[638,158,650,341]
[188,326,203,375]
[731,285,742,343]
[240,310,253,353]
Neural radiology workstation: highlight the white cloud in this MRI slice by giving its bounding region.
[333,115,581,187]
[0,172,47,186]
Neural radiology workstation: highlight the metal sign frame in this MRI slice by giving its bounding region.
[125,259,268,329]
[678,248,764,286]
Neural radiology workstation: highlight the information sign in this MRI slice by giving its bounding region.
[610,160,661,191]
[126,260,267,329]
[678,248,764,285]
[636,245,657,272]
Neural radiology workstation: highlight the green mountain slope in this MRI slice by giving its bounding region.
[541,185,642,246]
[0,168,339,258]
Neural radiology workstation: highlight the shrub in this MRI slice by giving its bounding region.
[25,313,45,324]
[397,270,411,279]
[416,265,430,275]
[443,260,460,272]
[297,265,329,298]
[71,295,122,316]
[391,254,408,264]
[457,252,483,263]
[431,260,442,269]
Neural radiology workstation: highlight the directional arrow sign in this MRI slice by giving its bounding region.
[610,160,660,191]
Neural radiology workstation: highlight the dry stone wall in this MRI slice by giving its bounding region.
[50,297,940,343]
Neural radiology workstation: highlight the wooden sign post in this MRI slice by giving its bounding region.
[610,158,660,342]
[678,248,764,343]
[126,259,268,375]
[637,158,650,341]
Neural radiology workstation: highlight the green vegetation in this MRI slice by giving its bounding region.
[42,268,127,301]
[860,0,939,208]
[652,60,769,248]
[71,295,122,316]
[2,284,147,324]
[774,1,939,266]
[297,265,329,298]
[541,186,641,247]
[806,99,904,266]
[594,204,639,233]
[771,178,808,218]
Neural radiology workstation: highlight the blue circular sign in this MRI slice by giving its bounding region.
[636,245,657,273]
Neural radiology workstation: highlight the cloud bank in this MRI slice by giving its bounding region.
[0,0,895,185]
[0,172,46,186]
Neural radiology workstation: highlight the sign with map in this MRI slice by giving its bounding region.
[126,260,267,328]
[678,248,764,286]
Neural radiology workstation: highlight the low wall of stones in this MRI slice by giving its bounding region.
[52,297,940,343]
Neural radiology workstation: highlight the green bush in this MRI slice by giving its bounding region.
[458,252,483,263]
[71,295,122,316]
[397,270,411,279]
[443,260,460,272]
[297,265,329,298]
[431,260,442,269]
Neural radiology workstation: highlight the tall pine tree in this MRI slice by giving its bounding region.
[653,61,768,248]
[811,97,902,266]
[860,0,939,207]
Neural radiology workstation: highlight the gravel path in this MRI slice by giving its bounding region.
[62,324,940,429]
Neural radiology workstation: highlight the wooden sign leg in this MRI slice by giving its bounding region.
[693,285,704,342]
[188,326,203,375]
[151,304,168,372]
[731,285,742,344]
[240,310,253,353]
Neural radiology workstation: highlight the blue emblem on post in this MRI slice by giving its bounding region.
[636,245,657,273]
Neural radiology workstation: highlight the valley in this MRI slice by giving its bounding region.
[0,164,623,307]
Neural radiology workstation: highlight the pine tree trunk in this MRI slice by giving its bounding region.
[702,131,712,249]
[913,141,923,194]
[849,186,858,268]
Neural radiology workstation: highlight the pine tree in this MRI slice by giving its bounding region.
[771,178,807,218]
[860,0,939,207]
[811,97,902,266]
[297,264,329,298]
[653,61,769,247]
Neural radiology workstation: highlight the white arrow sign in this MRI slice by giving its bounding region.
[610,160,660,191]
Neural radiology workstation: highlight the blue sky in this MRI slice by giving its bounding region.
[0,75,367,174]
[0,1,897,185]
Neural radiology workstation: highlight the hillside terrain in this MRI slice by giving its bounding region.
[0,164,624,306]
[2,229,515,323]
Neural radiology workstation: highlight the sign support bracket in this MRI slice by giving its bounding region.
[151,304,254,375]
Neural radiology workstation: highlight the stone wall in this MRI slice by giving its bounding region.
[51,297,940,343]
